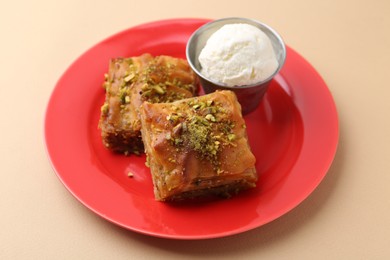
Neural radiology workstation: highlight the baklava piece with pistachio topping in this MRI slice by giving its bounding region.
[139,90,257,201]
[99,53,198,155]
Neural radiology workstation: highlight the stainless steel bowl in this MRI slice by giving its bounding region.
[186,17,286,115]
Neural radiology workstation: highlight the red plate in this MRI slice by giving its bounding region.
[44,18,338,239]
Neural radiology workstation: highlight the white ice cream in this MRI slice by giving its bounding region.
[198,23,279,87]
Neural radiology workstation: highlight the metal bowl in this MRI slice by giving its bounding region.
[186,17,286,115]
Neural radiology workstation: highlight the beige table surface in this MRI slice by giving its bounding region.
[1,0,390,259]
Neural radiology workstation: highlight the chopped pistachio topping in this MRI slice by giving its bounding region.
[166,113,182,123]
[168,157,176,163]
[152,84,165,94]
[104,57,195,116]
[139,60,194,103]
[103,81,110,91]
[124,74,135,82]
[205,114,216,122]
[101,103,109,114]
[119,88,129,104]
[165,97,237,172]
[227,133,236,141]
[145,157,150,167]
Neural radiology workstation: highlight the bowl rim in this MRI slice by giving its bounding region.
[186,17,287,89]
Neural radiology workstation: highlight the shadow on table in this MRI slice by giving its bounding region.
[107,122,345,255]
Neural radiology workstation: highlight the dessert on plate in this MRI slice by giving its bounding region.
[139,90,257,201]
[99,54,198,155]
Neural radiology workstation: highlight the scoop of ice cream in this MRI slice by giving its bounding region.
[198,23,279,87]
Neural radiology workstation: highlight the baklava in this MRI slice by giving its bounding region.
[140,90,257,201]
[99,54,198,154]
